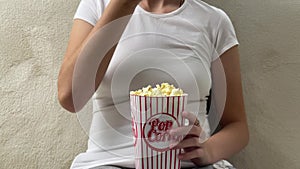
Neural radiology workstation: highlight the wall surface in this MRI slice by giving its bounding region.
[0,0,88,168]
[0,0,299,169]
[207,0,300,168]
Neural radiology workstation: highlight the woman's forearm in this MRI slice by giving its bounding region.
[58,0,140,112]
[206,121,249,163]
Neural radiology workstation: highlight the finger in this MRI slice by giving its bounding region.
[170,136,202,149]
[178,148,204,160]
[182,111,198,126]
[170,125,202,137]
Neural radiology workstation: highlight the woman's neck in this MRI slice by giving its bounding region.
[139,0,182,14]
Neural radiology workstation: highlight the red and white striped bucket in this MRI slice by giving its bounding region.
[130,94,187,169]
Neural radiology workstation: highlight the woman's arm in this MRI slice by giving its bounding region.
[169,46,249,166]
[206,45,249,162]
[58,0,140,112]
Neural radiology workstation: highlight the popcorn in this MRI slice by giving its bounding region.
[130,82,184,96]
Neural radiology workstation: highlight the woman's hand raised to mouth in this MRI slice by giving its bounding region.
[58,0,141,112]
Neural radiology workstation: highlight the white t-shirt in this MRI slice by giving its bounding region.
[71,0,239,168]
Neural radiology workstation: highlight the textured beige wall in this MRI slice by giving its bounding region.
[0,0,299,169]
[0,0,88,168]
[208,0,300,169]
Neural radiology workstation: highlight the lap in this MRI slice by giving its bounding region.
[92,160,236,169]
[184,160,236,169]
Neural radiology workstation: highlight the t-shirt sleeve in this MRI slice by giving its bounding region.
[212,10,239,61]
[73,0,101,26]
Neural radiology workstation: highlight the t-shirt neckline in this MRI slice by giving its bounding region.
[136,0,188,18]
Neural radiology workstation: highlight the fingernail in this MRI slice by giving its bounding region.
[182,111,189,117]
[169,144,175,148]
[169,142,178,148]
[169,129,175,135]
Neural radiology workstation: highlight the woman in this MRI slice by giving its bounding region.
[58,0,249,168]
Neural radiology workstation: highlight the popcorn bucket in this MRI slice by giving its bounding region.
[130,94,188,169]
